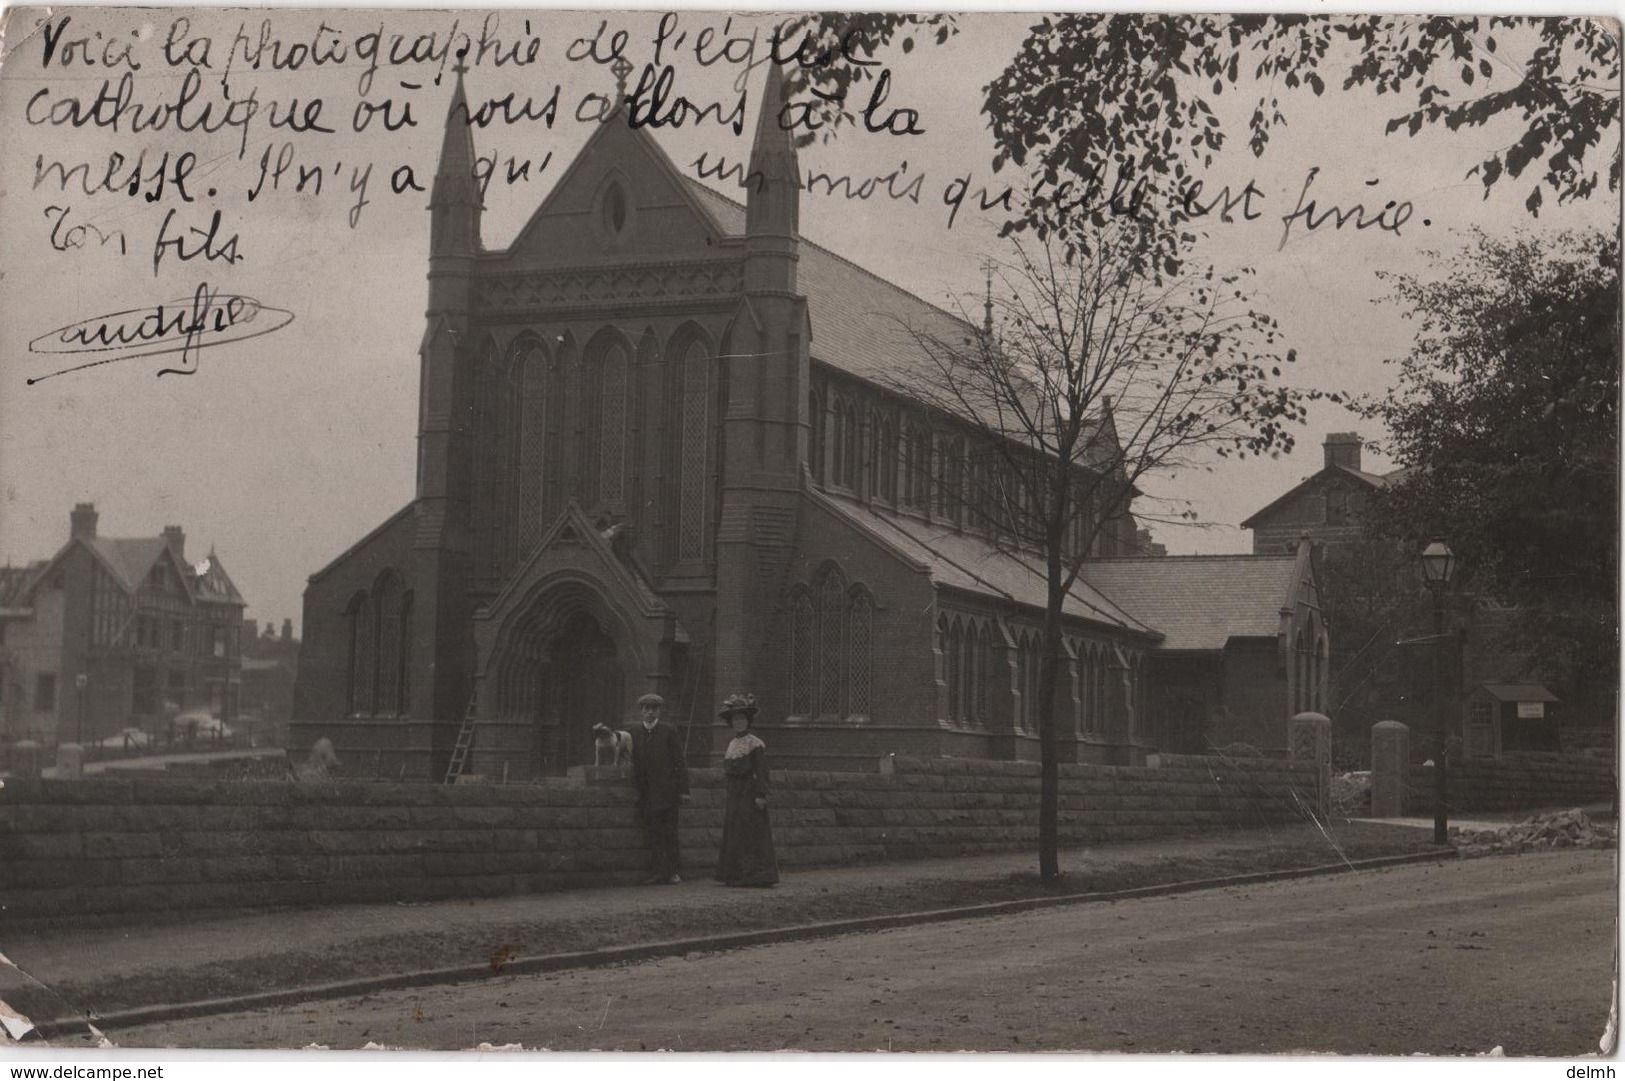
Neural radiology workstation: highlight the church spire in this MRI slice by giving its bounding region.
[430,53,482,257]
[744,59,799,293]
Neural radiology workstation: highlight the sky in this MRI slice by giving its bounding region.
[0,7,1617,635]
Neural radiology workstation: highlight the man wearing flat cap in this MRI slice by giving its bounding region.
[630,693,689,885]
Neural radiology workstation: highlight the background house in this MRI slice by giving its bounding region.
[0,504,246,749]
[240,617,300,748]
[1243,431,1563,764]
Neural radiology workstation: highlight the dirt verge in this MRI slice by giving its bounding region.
[21,820,1447,1021]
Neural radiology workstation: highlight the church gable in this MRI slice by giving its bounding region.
[499,121,735,267]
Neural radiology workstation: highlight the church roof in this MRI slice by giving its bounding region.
[683,180,975,387]
[1080,554,1302,651]
[814,492,1157,638]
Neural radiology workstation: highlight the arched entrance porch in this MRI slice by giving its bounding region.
[474,570,682,780]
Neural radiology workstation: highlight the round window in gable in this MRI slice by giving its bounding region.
[602,182,628,236]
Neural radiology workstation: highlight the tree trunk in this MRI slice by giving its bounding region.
[1038,547,1065,881]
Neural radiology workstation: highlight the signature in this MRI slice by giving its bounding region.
[26,283,294,383]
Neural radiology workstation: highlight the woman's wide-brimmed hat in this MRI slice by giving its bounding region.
[718,693,758,720]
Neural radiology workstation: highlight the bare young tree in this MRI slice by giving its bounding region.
[892,223,1330,880]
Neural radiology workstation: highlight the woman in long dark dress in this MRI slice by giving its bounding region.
[713,693,779,887]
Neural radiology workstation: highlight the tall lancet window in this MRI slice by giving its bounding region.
[543,337,572,526]
[599,341,629,510]
[517,338,549,560]
[471,341,520,590]
[348,591,374,715]
[575,348,602,508]
[373,572,403,716]
[678,342,710,562]
[789,588,814,716]
[817,566,846,715]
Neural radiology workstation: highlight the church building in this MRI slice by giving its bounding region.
[291,65,1327,780]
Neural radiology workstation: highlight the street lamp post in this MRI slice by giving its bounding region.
[1420,541,1457,845]
[75,672,88,746]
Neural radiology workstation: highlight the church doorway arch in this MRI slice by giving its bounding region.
[534,611,625,775]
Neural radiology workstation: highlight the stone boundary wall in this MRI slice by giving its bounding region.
[1406,753,1617,814]
[0,754,1316,920]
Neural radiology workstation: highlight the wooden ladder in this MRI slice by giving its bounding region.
[443,694,478,785]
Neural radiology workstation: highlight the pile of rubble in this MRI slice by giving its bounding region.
[1331,771,1372,817]
[1452,808,1617,857]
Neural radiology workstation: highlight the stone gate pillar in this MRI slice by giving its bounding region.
[11,740,41,779]
[1370,720,1410,818]
[1289,711,1332,817]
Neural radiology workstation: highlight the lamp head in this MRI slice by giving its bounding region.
[1420,540,1456,588]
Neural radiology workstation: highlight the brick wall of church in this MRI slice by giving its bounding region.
[291,508,422,775]
[1217,642,1293,753]
[760,495,941,766]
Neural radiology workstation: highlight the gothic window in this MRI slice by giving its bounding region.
[946,618,964,721]
[1095,647,1109,736]
[933,436,950,518]
[977,622,994,724]
[935,437,965,522]
[832,395,858,490]
[516,339,548,560]
[541,336,571,527]
[817,567,846,714]
[809,388,827,486]
[575,346,603,507]
[471,341,520,590]
[790,569,874,720]
[831,396,846,487]
[955,620,968,721]
[902,423,929,508]
[374,572,403,715]
[630,332,657,535]
[678,342,710,562]
[968,451,998,536]
[347,591,373,715]
[789,588,814,716]
[397,591,414,716]
[848,588,873,716]
[1078,644,1093,736]
[599,341,629,510]
[868,410,897,503]
[602,182,628,235]
[1015,631,1042,735]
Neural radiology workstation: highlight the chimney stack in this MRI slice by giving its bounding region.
[70,503,98,541]
[162,525,186,562]
[1323,432,1363,472]
[281,617,295,642]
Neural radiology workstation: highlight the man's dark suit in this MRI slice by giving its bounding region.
[632,720,689,880]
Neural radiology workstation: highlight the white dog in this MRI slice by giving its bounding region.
[591,723,633,766]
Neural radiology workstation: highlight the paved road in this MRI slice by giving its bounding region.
[117,850,1615,1055]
